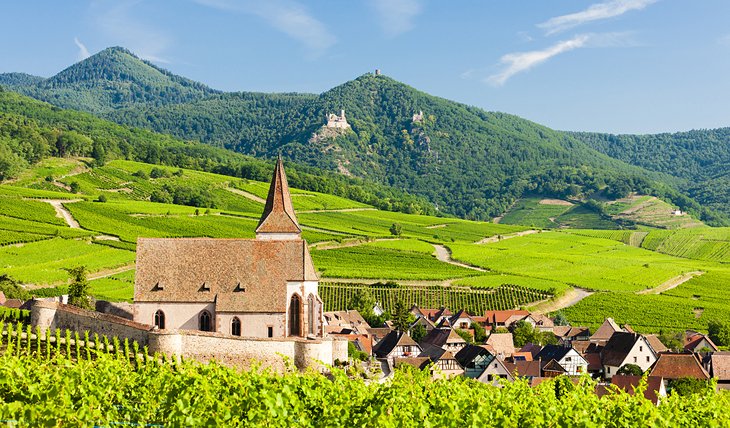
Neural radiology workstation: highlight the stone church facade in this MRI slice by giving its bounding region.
[133,157,324,339]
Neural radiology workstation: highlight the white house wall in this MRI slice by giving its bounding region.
[135,302,215,331]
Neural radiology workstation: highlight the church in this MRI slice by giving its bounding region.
[133,157,324,339]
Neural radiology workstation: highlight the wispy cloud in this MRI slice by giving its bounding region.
[486,32,637,86]
[538,0,657,35]
[487,35,590,86]
[372,0,422,37]
[74,37,91,61]
[93,0,172,64]
[194,0,335,57]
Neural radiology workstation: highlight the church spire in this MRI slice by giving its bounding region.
[255,155,301,239]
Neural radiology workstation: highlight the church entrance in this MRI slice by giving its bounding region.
[289,294,302,337]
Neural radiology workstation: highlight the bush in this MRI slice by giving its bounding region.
[133,169,148,179]
[96,194,107,203]
[69,181,80,193]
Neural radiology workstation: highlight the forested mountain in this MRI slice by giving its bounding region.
[2,47,727,224]
[0,47,217,114]
[576,130,730,221]
[0,88,433,214]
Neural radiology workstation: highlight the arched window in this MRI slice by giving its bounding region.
[199,310,212,332]
[307,294,315,335]
[231,317,241,336]
[154,310,165,329]
[289,294,302,337]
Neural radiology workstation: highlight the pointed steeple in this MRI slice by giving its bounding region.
[256,156,301,239]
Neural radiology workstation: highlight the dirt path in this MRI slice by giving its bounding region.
[321,277,449,287]
[311,238,399,250]
[224,187,266,203]
[432,244,487,272]
[637,271,704,295]
[477,229,539,244]
[40,199,82,228]
[529,287,593,314]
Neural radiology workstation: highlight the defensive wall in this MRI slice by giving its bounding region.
[31,301,348,372]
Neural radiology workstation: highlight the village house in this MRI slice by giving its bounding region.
[483,309,530,328]
[596,375,667,405]
[684,331,719,353]
[484,332,516,358]
[705,352,730,390]
[553,326,591,345]
[601,332,658,379]
[650,353,710,391]
[645,334,669,353]
[478,356,515,385]
[455,344,494,378]
[506,360,542,380]
[133,157,324,339]
[373,330,422,366]
[323,310,370,335]
[419,344,465,378]
[448,309,474,330]
[590,318,624,344]
[419,327,467,353]
[535,345,589,376]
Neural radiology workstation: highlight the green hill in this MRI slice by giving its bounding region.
[4,48,724,224]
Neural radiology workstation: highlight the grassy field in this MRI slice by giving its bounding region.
[605,194,704,229]
[4,159,730,333]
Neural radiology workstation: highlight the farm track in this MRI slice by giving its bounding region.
[311,238,399,250]
[321,277,449,286]
[224,187,265,203]
[636,271,704,295]
[529,287,593,314]
[476,229,539,244]
[40,199,82,228]
[298,207,377,214]
[432,244,487,272]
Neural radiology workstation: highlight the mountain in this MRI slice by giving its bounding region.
[1,47,217,114]
[0,88,434,214]
[1,47,726,224]
[575,130,730,223]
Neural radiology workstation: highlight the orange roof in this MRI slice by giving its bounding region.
[256,156,301,234]
[483,310,529,324]
[650,353,709,380]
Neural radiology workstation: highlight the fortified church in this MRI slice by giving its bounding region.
[133,157,324,339]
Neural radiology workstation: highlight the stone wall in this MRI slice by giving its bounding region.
[31,301,348,372]
[32,300,153,346]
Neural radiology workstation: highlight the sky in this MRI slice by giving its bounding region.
[1,0,729,134]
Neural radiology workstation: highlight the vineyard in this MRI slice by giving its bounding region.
[319,283,552,314]
[0,325,727,426]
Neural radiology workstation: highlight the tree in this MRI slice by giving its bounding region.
[96,194,107,203]
[69,181,80,193]
[392,300,410,332]
[668,377,713,396]
[553,311,569,326]
[512,320,538,347]
[410,323,427,343]
[348,288,383,327]
[658,330,683,351]
[389,223,402,237]
[91,140,106,166]
[471,322,487,343]
[65,266,91,310]
[617,364,643,376]
[455,329,474,344]
[708,320,730,347]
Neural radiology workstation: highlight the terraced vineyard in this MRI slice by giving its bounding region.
[319,283,552,314]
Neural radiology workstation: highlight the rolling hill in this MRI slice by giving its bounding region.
[3,47,724,225]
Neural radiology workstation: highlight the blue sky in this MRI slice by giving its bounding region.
[1,0,729,134]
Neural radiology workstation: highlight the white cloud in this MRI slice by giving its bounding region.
[93,1,172,64]
[487,35,590,86]
[74,37,91,61]
[194,0,335,56]
[372,0,422,37]
[538,0,657,35]
[486,32,637,86]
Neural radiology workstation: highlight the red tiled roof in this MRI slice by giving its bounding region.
[608,375,664,405]
[710,353,730,380]
[650,353,709,380]
[483,310,529,324]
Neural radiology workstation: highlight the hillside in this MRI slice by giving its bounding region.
[576,130,730,223]
[3,155,730,333]
[0,47,217,113]
[4,47,724,224]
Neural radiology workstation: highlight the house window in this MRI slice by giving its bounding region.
[607,367,611,374]
[267,326,273,338]
[565,357,572,362]
[153,310,165,329]
[640,346,643,352]
[199,310,212,332]
[231,317,241,336]
[646,356,650,362]
[633,357,637,363]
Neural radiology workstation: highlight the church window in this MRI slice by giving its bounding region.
[231,317,241,336]
[308,294,315,335]
[199,310,212,332]
[154,310,165,329]
[267,326,273,338]
[289,294,302,337]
